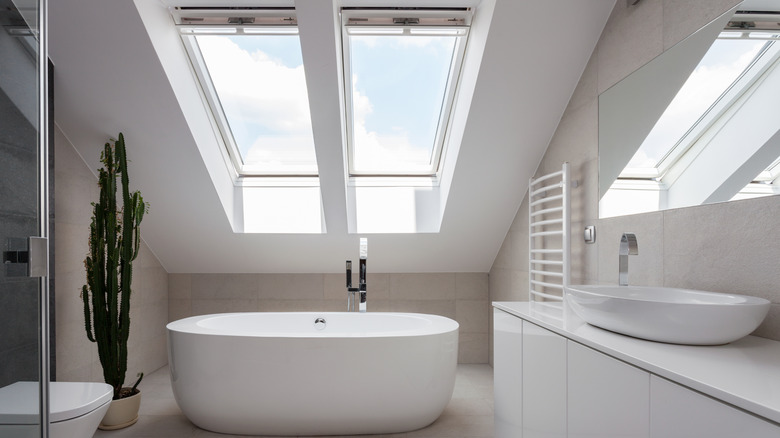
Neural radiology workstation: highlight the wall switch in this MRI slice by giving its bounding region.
[584,225,596,244]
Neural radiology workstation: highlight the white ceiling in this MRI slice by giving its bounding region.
[48,0,615,273]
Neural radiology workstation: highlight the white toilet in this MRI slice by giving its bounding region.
[0,381,113,438]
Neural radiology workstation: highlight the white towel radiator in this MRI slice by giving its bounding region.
[528,162,571,306]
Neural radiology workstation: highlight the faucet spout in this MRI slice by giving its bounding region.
[619,233,638,286]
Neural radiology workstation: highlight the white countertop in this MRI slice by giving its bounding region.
[493,301,780,425]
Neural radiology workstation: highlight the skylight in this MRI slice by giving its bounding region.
[177,11,318,176]
[621,32,780,179]
[342,10,470,176]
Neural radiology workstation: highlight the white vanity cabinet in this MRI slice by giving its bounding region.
[493,303,780,438]
[650,376,779,438]
[493,309,567,438]
[567,341,649,438]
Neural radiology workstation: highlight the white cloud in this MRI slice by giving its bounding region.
[197,36,316,171]
[350,75,430,172]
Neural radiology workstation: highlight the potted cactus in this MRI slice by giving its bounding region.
[81,133,148,430]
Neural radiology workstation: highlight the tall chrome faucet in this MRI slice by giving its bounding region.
[619,233,638,286]
[345,260,359,311]
[345,238,368,312]
[358,238,367,312]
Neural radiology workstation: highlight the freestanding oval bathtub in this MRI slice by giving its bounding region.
[167,312,459,436]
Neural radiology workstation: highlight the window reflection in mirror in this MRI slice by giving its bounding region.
[598,7,780,218]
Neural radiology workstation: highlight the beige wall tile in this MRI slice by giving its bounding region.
[508,194,528,233]
[139,266,168,305]
[570,158,600,226]
[55,321,94,380]
[538,98,598,178]
[489,267,528,303]
[168,299,192,323]
[168,273,191,300]
[53,222,89,277]
[597,0,663,93]
[490,232,513,271]
[455,273,489,300]
[488,267,509,302]
[390,273,456,300]
[257,299,335,312]
[191,273,257,300]
[567,46,600,113]
[571,219,599,285]
[55,271,88,325]
[365,299,392,312]
[390,299,456,320]
[459,333,489,364]
[754,305,780,339]
[597,212,664,286]
[140,334,169,377]
[662,197,780,303]
[456,300,490,334]
[257,273,324,300]
[139,302,169,343]
[324,273,348,300]
[191,299,256,315]
[662,0,741,50]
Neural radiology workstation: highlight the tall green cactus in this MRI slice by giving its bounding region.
[81,133,148,400]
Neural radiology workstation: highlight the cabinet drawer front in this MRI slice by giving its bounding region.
[523,321,567,438]
[568,341,650,438]
[494,309,524,437]
[650,376,779,438]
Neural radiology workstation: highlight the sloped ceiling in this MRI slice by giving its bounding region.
[48,0,615,273]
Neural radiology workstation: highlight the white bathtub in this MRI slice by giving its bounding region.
[166,312,459,436]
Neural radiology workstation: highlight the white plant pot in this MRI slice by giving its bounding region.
[98,389,141,430]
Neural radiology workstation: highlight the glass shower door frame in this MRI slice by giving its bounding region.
[37,0,50,435]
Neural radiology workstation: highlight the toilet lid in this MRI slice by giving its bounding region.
[0,381,113,424]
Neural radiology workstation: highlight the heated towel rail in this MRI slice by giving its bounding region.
[528,162,570,305]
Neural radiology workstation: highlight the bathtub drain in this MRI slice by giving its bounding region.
[314,317,326,330]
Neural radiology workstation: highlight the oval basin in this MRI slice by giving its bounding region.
[565,285,770,345]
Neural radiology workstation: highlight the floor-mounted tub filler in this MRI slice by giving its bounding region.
[167,312,459,436]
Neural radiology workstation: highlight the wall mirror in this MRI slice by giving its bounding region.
[598,2,780,218]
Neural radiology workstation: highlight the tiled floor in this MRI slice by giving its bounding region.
[95,364,494,438]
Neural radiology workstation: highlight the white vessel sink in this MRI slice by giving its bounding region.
[565,285,770,345]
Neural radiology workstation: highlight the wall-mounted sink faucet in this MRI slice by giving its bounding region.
[345,238,368,312]
[619,233,638,286]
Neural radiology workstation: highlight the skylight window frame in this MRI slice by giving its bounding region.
[619,32,780,182]
[340,9,471,178]
[174,8,319,178]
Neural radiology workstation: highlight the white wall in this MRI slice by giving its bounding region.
[489,0,780,363]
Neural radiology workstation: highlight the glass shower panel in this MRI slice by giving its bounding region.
[0,0,45,436]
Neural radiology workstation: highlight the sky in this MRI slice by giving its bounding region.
[196,31,458,174]
[197,34,317,173]
[349,34,455,173]
[626,37,769,170]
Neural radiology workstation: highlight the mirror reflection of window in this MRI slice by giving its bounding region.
[601,18,780,218]
[623,36,770,176]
